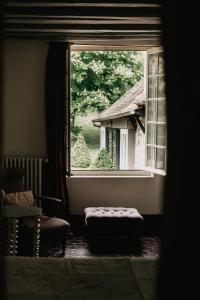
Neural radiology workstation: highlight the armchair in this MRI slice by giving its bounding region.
[0,168,70,257]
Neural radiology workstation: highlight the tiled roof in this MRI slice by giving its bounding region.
[93,78,145,122]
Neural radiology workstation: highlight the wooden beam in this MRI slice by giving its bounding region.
[3,34,161,49]
[4,23,161,31]
[5,1,161,8]
[4,17,161,25]
[5,6,161,18]
[5,15,160,20]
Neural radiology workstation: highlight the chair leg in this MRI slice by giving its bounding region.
[6,217,19,256]
[32,216,40,257]
[61,238,67,256]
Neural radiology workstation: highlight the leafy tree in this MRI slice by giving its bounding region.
[91,148,113,170]
[71,133,92,168]
[71,51,144,126]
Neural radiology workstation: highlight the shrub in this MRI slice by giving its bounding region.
[91,148,113,170]
[71,133,92,168]
[71,125,82,143]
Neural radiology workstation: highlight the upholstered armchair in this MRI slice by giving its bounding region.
[0,168,70,257]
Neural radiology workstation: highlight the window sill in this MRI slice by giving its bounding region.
[67,170,154,178]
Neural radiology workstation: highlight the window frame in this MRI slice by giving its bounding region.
[143,47,167,176]
[67,45,166,178]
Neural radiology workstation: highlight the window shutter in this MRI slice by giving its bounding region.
[144,47,167,175]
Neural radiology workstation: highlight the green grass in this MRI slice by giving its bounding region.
[71,111,101,170]
[74,112,100,148]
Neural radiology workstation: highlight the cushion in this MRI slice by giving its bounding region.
[4,190,35,207]
[23,216,70,242]
[84,207,144,236]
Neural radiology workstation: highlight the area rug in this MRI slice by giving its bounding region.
[3,256,158,300]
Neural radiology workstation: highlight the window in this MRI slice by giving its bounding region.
[145,47,167,175]
[66,46,166,177]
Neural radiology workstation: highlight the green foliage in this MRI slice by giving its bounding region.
[71,125,82,142]
[91,148,113,170]
[71,51,144,120]
[71,133,92,168]
[82,126,100,149]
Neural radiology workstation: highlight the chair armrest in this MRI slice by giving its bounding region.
[34,195,62,217]
[1,204,42,218]
[34,195,62,204]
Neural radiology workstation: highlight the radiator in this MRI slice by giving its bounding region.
[0,157,45,196]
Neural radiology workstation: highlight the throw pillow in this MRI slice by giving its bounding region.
[4,190,35,206]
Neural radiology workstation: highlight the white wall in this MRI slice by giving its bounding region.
[1,39,48,157]
[67,175,164,214]
[1,39,164,215]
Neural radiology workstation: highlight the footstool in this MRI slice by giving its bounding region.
[84,207,144,254]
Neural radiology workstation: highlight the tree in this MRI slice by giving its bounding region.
[71,133,92,168]
[71,51,144,126]
[91,148,113,170]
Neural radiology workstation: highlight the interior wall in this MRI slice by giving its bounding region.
[1,39,48,157]
[67,175,164,214]
[1,39,164,214]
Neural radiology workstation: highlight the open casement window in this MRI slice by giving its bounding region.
[144,47,167,175]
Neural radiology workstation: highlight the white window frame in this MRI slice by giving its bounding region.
[143,47,167,176]
[68,46,167,177]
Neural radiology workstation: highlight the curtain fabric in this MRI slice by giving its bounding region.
[44,42,69,218]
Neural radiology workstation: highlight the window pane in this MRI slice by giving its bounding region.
[157,99,166,122]
[156,124,166,146]
[147,100,155,121]
[156,148,165,169]
[158,52,165,74]
[147,146,154,168]
[148,54,158,75]
[158,74,165,98]
[147,123,155,145]
[148,77,157,98]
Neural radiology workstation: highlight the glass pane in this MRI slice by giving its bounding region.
[158,52,165,74]
[147,100,155,121]
[156,124,166,146]
[148,54,158,75]
[157,99,166,122]
[112,130,118,170]
[147,146,154,168]
[156,148,165,169]
[158,75,165,98]
[147,123,155,145]
[148,77,157,98]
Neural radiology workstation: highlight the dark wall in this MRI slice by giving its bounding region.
[0,2,5,300]
[157,2,199,299]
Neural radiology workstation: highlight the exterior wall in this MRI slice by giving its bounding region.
[101,118,127,129]
[101,116,143,170]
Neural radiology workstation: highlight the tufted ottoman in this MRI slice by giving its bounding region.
[84,207,144,254]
